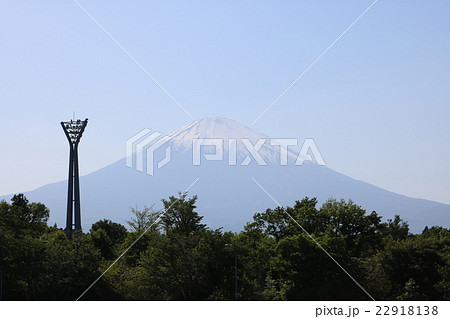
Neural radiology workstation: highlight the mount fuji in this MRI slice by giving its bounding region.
[2,118,449,233]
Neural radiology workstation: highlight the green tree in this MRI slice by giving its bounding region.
[1,195,49,236]
[37,230,118,300]
[91,219,128,245]
[380,236,447,300]
[127,205,160,232]
[319,199,384,257]
[382,215,409,241]
[90,228,115,259]
[161,192,206,235]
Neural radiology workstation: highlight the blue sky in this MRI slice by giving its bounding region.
[0,0,449,204]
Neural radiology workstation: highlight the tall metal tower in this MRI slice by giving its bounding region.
[61,118,88,238]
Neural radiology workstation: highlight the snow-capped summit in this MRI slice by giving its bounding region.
[166,117,268,151]
[164,117,302,165]
[168,118,267,143]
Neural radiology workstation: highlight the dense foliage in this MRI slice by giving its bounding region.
[0,193,449,300]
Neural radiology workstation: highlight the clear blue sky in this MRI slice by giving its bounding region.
[1,0,449,204]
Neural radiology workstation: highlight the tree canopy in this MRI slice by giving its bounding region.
[0,193,448,300]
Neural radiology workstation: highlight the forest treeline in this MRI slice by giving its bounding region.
[0,193,449,300]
